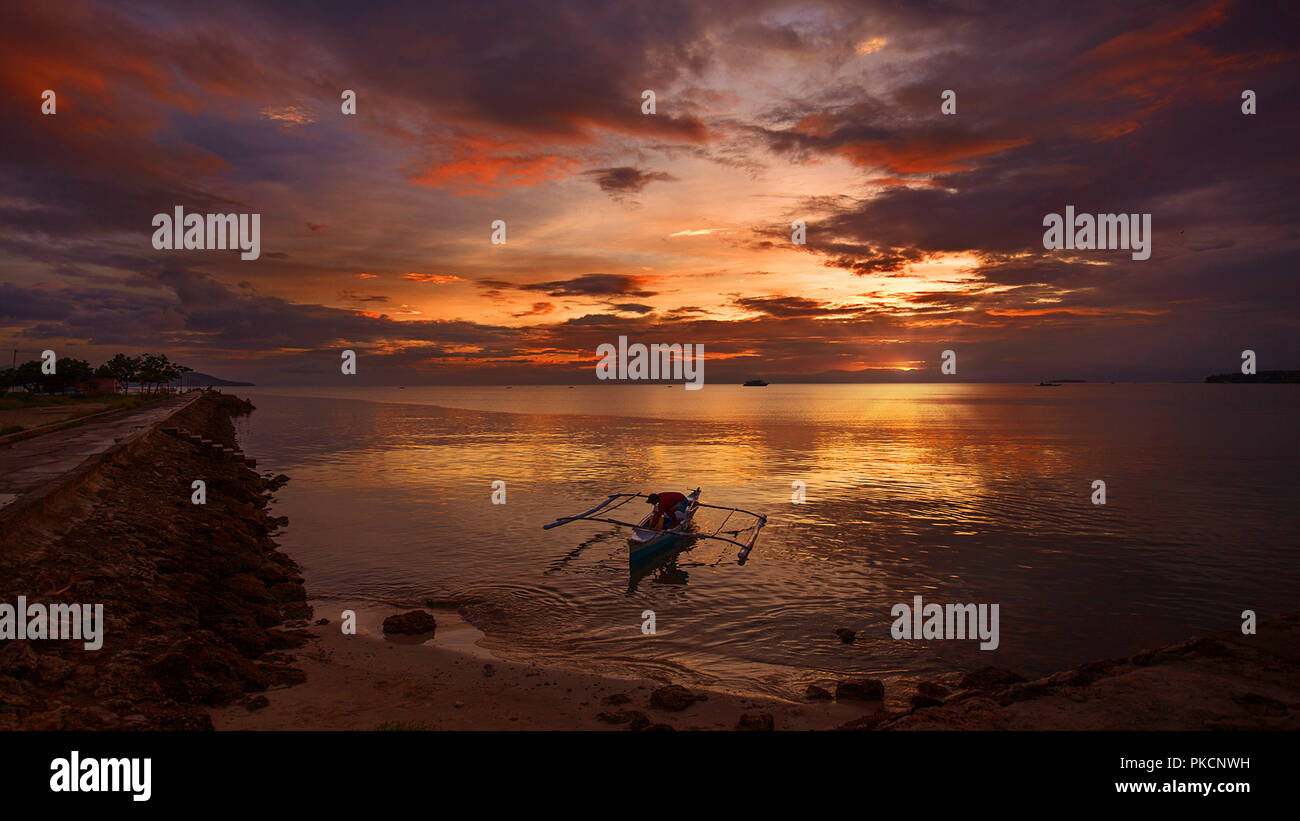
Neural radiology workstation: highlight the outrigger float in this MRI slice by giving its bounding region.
[543,488,767,565]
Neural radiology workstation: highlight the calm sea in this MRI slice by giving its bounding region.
[230,383,1300,699]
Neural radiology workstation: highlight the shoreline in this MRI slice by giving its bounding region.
[211,599,869,730]
[3,392,1295,730]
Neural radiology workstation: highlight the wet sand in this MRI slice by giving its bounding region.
[211,601,871,730]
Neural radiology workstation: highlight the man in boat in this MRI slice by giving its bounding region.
[645,491,688,530]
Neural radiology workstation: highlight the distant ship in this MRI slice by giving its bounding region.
[743,379,769,386]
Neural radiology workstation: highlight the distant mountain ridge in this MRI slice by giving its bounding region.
[167,371,255,387]
[1205,370,1300,383]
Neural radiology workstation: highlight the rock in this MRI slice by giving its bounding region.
[836,679,885,702]
[241,694,270,711]
[834,628,856,644]
[315,618,330,626]
[381,611,438,636]
[649,685,698,711]
[34,655,74,684]
[835,710,894,731]
[265,473,291,491]
[641,723,675,731]
[1232,692,1289,715]
[221,573,269,600]
[627,712,652,731]
[146,652,192,682]
[804,685,833,701]
[959,667,1026,690]
[267,581,305,602]
[482,663,495,678]
[736,713,775,731]
[1047,668,1097,688]
[910,695,944,710]
[0,643,39,678]
[602,692,632,705]
[916,681,951,699]
[596,709,646,725]
[265,628,311,649]
[281,601,313,621]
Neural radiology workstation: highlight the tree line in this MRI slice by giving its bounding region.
[0,353,192,395]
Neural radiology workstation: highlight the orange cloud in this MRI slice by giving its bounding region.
[401,273,463,284]
[836,136,1031,174]
[410,152,577,194]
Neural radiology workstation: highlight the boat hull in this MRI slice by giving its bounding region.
[627,491,700,564]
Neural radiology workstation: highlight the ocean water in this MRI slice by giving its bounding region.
[230,383,1300,699]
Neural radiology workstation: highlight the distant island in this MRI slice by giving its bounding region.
[1205,370,1300,383]
[170,372,255,387]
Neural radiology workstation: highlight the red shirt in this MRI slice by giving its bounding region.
[654,492,687,514]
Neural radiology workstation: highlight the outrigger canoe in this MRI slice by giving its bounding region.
[543,487,767,565]
[627,488,701,564]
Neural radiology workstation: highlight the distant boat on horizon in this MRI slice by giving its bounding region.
[743,379,769,387]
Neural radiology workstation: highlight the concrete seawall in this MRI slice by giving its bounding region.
[0,393,203,538]
[0,392,310,730]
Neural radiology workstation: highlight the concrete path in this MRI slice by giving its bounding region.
[0,396,193,512]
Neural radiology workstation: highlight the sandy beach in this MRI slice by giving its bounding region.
[211,600,869,730]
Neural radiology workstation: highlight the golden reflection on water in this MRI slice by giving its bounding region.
[235,384,1300,697]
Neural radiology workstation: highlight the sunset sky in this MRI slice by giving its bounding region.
[1,0,1296,384]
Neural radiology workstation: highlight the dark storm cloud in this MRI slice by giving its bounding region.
[733,295,854,318]
[1,271,519,353]
[760,0,1300,330]
[1,0,1297,385]
[584,166,678,197]
[0,282,74,322]
[516,274,658,299]
[609,303,655,314]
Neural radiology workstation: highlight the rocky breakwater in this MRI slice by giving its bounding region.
[0,392,310,729]
[836,612,1300,731]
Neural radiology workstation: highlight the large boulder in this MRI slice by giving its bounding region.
[736,713,775,731]
[382,611,438,635]
[916,681,951,699]
[836,679,885,702]
[649,685,698,711]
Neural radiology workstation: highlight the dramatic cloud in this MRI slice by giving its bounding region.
[515,275,658,299]
[0,0,1296,384]
[584,166,678,198]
